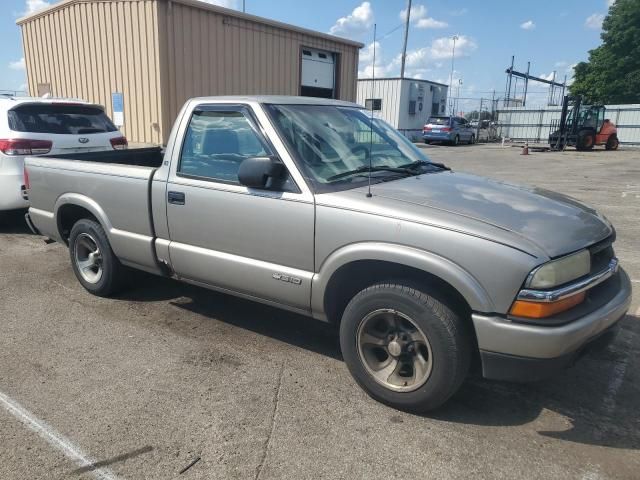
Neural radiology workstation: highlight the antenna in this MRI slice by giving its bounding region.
[366,23,376,199]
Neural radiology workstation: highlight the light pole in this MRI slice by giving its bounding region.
[455,78,463,115]
[448,35,458,115]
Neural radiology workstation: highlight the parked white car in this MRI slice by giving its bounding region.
[0,96,127,212]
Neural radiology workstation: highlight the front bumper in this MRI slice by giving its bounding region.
[473,267,632,381]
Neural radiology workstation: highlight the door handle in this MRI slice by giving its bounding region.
[168,191,185,205]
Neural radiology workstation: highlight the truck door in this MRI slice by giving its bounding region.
[165,104,315,313]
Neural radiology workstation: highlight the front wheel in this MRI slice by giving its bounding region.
[69,219,125,297]
[340,283,471,412]
[468,134,476,145]
[576,132,595,151]
[605,135,619,151]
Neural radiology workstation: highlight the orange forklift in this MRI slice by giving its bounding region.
[549,95,619,151]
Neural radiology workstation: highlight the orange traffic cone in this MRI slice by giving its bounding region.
[521,142,529,155]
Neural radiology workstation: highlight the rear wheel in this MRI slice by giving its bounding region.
[69,219,125,297]
[339,283,471,412]
[605,135,619,151]
[468,134,476,145]
[576,132,595,151]
[452,135,460,146]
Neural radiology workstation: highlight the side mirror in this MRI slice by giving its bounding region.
[238,156,285,189]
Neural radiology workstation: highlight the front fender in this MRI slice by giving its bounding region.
[311,242,495,320]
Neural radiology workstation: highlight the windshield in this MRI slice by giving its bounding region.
[266,104,438,192]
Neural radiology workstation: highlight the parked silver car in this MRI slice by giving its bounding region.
[423,115,476,145]
[25,96,631,411]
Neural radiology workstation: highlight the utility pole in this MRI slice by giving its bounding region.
[523,61,530,107]
[400,0,412,78]
[448,35,459,114]
[242,0,245,12]
[491,89,496,120]
[548,70,557,106]
[505,55,514,107]
[476,97,483,140]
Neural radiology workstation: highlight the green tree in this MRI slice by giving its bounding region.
[570,0,640,104]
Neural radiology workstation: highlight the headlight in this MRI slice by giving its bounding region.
[526,249,591,289]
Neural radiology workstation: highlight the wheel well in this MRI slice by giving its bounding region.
[57,204,99,244]
[323,260,472,325]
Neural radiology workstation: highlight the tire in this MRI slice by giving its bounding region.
[424,139,429,144]
[452,135,460,146]
[576,132,595,151]
[468,135,476,145]
[340,283,471,412]
[68,218,125,297]
[605,135,619,151]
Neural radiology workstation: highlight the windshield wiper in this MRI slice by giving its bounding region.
[399,160,450,171]
[327,165,414,181]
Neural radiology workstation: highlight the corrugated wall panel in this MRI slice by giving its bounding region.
[21,0,359,144]
[19,0,163,144]
[357,79,402,128]
[159,1,359,139]
[497,105,640,145]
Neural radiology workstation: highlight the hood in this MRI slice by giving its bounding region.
[343,171,613,258]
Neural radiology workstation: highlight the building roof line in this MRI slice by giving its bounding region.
[16,0,364,48]
[357,77,449,88]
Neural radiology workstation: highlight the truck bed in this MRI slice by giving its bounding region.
[25,146,165,274]
[44,146,164,168]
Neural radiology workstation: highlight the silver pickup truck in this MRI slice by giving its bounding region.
[25,96,632,411]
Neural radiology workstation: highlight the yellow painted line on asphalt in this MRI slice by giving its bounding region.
[0,391,123,480]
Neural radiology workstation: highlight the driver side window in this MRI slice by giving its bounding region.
[178,109,271,184]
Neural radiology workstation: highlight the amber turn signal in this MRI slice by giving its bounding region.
[509,291,586,319]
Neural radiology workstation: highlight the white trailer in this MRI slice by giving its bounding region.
[357,78,449,140]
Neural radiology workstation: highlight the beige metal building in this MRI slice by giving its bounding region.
[17,0,362,144]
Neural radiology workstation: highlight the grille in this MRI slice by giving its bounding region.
[589,235,615,274]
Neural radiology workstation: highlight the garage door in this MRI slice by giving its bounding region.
[300,48,336,98]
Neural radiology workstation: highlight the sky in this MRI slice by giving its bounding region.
[1,0,616,108]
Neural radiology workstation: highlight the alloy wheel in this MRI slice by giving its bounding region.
[74,233,103,284]
[356,309,433,392]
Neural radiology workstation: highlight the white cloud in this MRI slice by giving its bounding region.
[359,41,379,65]
[539,72,556,82]
[585,13,605,29]
[9,57,26,71]
[23,0,50,15]
[329,2,373,37]
[416,18,448,29]
[520,20,535,30]
[358,36,477,80]
[429,35,477,60]
[358,41,395,78]
[399,4,427,22]
[200,0,240,9]
[607,0,616,7]
[399,4,448,29]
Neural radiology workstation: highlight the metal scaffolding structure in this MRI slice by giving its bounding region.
[504,56,566,107]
